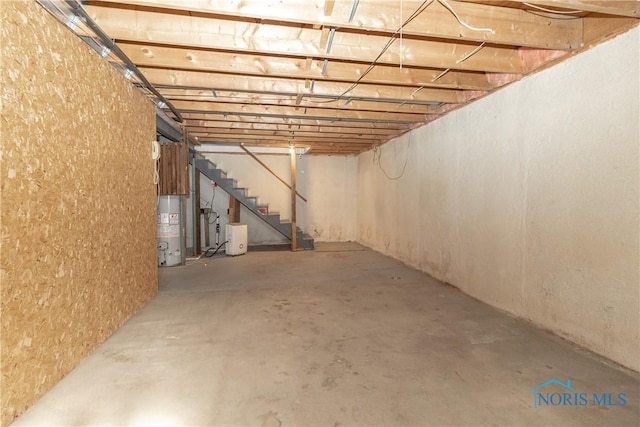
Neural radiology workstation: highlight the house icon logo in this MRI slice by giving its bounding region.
[531,379,573,408]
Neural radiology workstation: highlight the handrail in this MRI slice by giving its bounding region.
[240,145,308,202]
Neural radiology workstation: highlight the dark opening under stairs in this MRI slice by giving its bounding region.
[193,152,314,250]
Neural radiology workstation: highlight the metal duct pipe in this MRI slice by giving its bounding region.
[37,0,183,123]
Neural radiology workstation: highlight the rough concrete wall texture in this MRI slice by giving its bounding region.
[299,155,358,242]
[0,2,158,424]
[357,27,639,371]
[203,153,357,243]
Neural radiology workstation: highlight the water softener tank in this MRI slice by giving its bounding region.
[157,195,183,267]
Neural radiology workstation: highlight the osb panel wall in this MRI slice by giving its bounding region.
[0,2,158,424]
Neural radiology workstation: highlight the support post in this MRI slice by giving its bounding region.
[229,196,241,223]
[203,210,210,248]
[290,146,298,251]
[181,195,187,265]
[193,161,201,256]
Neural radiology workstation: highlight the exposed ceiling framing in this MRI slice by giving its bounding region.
[79,0,638,154]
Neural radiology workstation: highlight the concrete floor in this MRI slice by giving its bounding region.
[13,243,639,426]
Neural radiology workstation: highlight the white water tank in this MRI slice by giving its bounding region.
[226,223,247,256]
[157,195,183,266]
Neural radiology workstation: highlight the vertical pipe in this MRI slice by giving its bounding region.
[290,147,298,251]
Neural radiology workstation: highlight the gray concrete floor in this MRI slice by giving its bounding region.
[13,243,640,426]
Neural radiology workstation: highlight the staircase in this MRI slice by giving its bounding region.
[193,152,314,250]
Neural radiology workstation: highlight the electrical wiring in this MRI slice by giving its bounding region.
[153,157,160,185]
[432,68,451,82]
[457,41,486,64]
[200,185,216,208]
[308,0,494,113]
[198,185,219,225]
[208,186,216,216]
[437,0,495,33]
[373,135,411,180]
[522,2,584,15]
[306,0,436,105]
[154,150,160,206]
[207,210,219,224]
[524,10,582,20]
[203,241,228,258]
[372,39,485,119]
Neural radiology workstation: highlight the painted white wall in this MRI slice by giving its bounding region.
[356,27,640,371]
[193,153,357,245]
[298,155,358,241]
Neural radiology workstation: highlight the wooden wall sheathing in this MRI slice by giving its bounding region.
[159,141,189,195]
[0,2,157,424]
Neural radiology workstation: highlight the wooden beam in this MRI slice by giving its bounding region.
[140,68,465,104]
[88,0,583,49]
[204,142,377,155]
[199,136,379,145]
[183,120,400,135]
[511,0,640,18]
[181,112,410,130]
[160,89,444,114]
[193,158,201,255]
[86,7,524,73]
[192,134,382,146]
[169,99,432,123]
[582,16,639,45]
[119,43,497,90]
[319,26,331,50]
[189,126,378,138]
[290,145,297,251]
[198,141,376,155]
[187,127,386,140]
[194,134,380,144]
[228,196,241,223]
[240,145,308,202]
[323,0,336,16]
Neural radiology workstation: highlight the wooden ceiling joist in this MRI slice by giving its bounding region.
[75,0,639,154]
[181,113,410,130]
[171,100,432,123]
[509,0,640,18]
[118,43,498,91]
[187,127,383,141]
[185,121,399,136]
[160,89,443,115]
[198,142,372,156]
[192,133,379,144]
[90,0,584,49]
[139,68,466,104]
[86,7,525,73]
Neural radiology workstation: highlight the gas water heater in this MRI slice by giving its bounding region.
[157,195,184,267]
